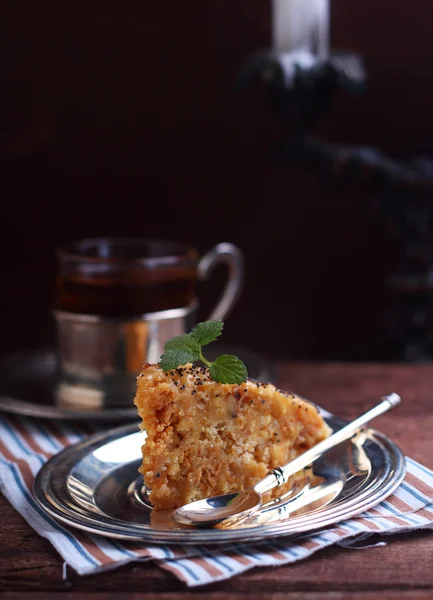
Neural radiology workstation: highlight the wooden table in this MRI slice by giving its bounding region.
[1,362,432,599]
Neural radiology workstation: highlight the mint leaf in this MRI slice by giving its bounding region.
[164,334,200,353]
[158,320,248,384]
[190,320,223,346]
[159,349,199,372]
[209,355,248,385]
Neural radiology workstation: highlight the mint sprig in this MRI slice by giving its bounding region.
[159,320,248,384]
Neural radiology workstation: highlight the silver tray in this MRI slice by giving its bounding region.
[0,347,273,421]
[33,413,406,544]
[0,349,137,421]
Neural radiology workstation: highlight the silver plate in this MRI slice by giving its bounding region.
[33,413,406,544]
[0,347,273,421]
[0,349,137,421]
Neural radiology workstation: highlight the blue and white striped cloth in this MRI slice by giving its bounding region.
[1,414,432,587]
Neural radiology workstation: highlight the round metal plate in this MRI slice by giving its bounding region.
[0,347,273,421]
[0,349,137,421]
[33,414,406,544]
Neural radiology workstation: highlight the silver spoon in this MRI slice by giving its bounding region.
[173,393,401,527]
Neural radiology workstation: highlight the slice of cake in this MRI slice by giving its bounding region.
[134,362,331,510]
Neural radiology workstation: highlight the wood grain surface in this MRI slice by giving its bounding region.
[1,361,432,599]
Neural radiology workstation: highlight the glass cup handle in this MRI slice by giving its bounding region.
[197,243,244,322]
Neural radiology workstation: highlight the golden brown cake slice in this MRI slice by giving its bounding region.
[134,363,331,510]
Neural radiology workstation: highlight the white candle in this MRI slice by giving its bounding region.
[272,0,330,59]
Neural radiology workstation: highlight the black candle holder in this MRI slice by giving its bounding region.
[239,50,433,361]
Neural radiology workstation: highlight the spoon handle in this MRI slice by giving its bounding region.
[254,393,401,495]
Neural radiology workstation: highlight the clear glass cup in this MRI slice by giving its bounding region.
[54,238,244,409]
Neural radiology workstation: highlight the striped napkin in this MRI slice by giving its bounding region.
[1,414,432,587]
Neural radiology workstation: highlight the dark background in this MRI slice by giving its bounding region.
[1,1,432,361]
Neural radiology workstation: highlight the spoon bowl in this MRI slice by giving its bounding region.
[174,489,262,528]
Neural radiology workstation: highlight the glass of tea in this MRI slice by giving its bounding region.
[54,238,243,409]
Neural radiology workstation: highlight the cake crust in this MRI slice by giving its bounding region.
[134,362,331,510]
